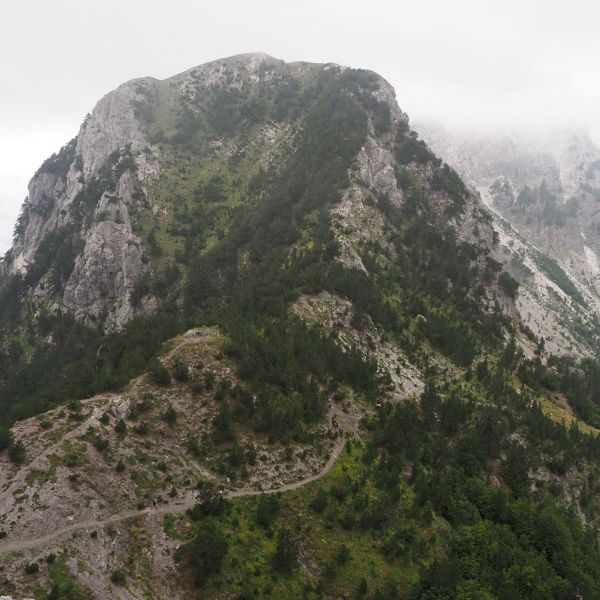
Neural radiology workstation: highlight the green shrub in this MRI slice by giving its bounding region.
[111,570,126,585]
[150,359,171,386]
[498,271,520,299]
[0,426,13,450]
[204,371,215,390]
[172,356,189,381]
[184,520,228,588]
[256,494,280,528]
[310,488,329,513]
[134,422,149,435]
[161,405,178,424]
[8,440,26,464]
[272,527,297,572]
[92,436,109,451]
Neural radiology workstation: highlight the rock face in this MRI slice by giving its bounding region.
[294,291,424,400]
[4,77,160,327]
[0,327,342,600]
[416,124,600,298]
[0,55,401,328]
[5,54,598,600]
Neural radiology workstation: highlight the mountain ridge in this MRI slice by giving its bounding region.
[2,52,405,328]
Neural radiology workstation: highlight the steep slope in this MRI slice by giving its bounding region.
[4,55,600,599]
[0,326,348,599]
[417,123,600,356]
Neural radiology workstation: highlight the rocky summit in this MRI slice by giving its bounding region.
[2,54,600,599]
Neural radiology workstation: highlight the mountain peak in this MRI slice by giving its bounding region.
[3,55,407,328]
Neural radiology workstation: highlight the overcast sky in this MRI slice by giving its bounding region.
[1,0,599,252]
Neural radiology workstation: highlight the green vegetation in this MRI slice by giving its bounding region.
[498,271,520,298]
[3,59,600,599]
[179,519,228,588]
[36,137,78,179]
[110,569,127,585]
[24,562,39,574]
[513,182,579,228]
[532,250,585,305]
[220,316,377,438]
[45,553,89,599]
[0,63,512,437]
[0,312,181,431]
[8,439,26,464]
[177,351,600,598]
[541,355,600,429]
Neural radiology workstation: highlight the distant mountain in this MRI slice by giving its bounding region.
[417,122,600,357]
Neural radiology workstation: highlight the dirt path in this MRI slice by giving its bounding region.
[228,432,345,498]
[0,395,121,495]
[0,435,345,556]
[0,336,204,497]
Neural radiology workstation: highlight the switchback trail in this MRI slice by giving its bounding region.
[0,435,345,555]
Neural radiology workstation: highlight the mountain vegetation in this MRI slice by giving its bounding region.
[1,54,600,599]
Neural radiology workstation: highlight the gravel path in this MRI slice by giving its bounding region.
[0,435,345,555]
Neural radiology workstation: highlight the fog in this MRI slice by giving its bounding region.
[1,0,599,251]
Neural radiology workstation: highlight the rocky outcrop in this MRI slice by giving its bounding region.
[2,53,415,330]
[2,72,160,327]
[416,124,600,293]
[77,78,158,177]
[9,144,81,274]
[294,291,424,400]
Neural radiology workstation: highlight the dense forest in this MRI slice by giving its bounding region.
[175,350,600,598]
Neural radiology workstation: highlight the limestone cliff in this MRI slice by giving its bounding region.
[5,76,160,327]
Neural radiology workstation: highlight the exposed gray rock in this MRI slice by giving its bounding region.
[5,53,412,329]
[294,291,424,400]
[77,78,157,177]
[417,122,600,355]
[0,54,506,335]
[3,71,160,327]
[9,164,80,274]
[356,135,404,207]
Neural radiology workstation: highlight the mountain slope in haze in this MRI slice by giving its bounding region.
[4,53,494,328]
[417,123,600,357]
[3,55,600,599]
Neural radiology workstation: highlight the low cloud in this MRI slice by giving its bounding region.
[1,0,598,252]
